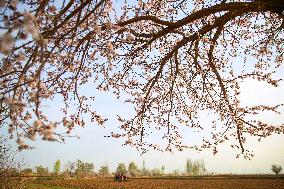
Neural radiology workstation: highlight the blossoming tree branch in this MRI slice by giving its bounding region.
[0,0,283,158]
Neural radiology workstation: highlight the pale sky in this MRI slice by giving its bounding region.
[15,78,284,174]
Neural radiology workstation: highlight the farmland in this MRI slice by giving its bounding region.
[27,176,284,189]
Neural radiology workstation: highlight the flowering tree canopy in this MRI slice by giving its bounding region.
[0,0,284,158]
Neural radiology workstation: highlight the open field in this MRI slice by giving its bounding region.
[27,176,284,189]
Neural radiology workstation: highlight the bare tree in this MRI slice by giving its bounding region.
[271,164,282,175]
[0,0,284,158]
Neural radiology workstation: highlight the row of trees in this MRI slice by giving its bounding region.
[21,160,163,177]
[110,159,207,177]
[21,158,208,177]
[66,160,95,177]
[115,160,166,177]
[21,159,94,176]
[6,156,283,178]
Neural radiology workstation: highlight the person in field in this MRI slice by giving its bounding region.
[114,172,127,182]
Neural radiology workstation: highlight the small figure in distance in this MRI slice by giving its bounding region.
[114,172,128,182]
[122,173,127,182]
[119,173,123,182]
[114,172,120,182]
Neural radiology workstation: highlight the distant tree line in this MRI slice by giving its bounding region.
[114,160,165,177]
[63,160,94,177]
[20,159,167,177]
[18,159,284,178]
